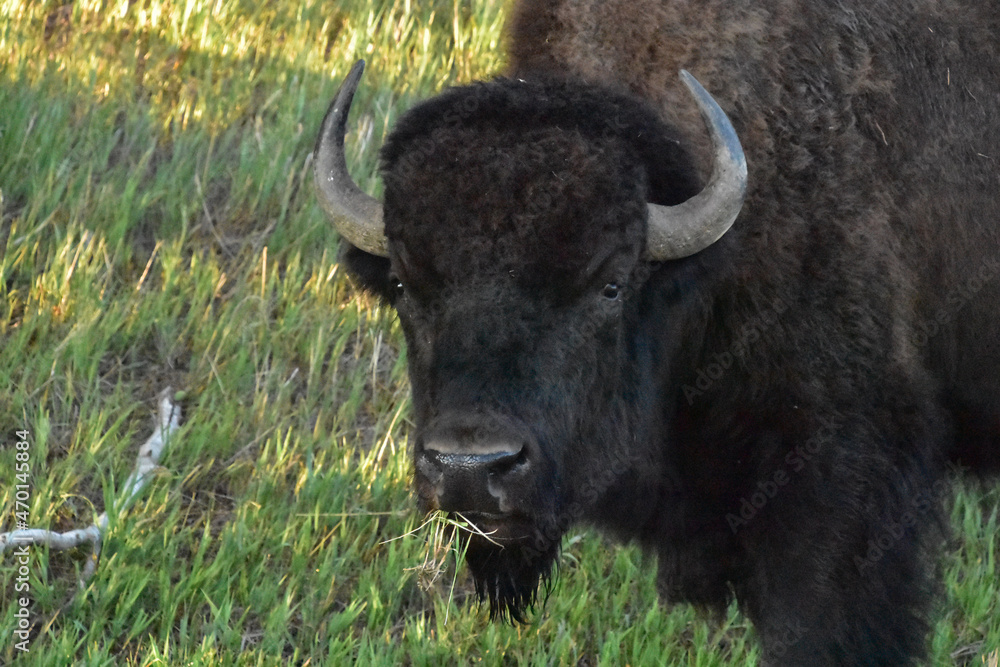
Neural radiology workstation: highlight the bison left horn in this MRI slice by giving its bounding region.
[314,61,746,261]
[644,71,747,260]
[313,60,388,257]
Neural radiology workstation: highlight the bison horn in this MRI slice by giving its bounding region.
[644,71,747,260]
[313,60,389,257]
[315,63,745,261]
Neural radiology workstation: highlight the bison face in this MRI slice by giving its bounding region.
[384,119,655,622]
[318,67,743,622]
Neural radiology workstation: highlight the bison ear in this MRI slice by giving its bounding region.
[338,242,396,303]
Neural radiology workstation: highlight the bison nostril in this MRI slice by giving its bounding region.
[423,440,526,477]
[418,439,528,514]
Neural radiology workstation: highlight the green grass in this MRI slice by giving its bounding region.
[0,1,997,664]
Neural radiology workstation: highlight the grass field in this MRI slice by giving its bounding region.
[0,1,997,664]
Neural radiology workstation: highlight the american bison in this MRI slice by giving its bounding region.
[313,1,1000,664]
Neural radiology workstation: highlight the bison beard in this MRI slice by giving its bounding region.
[464,531,559,624]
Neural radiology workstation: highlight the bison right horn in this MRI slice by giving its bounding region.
[644,71,748,260]
[313,60,389,257]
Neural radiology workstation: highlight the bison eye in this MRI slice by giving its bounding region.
[602,283,621,300]
[390,276,405,298]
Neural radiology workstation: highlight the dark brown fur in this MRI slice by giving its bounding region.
[501,2,1000,662]
[509,0,1000,396]
[509,0,1000,476]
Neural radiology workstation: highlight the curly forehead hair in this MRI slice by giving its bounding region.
[379,76,701,209]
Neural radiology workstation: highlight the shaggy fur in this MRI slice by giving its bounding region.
[338,1,1000,664]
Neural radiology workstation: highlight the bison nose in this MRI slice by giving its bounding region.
[416,439,527,514]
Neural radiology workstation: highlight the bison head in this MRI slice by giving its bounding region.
[314,61,746,622]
